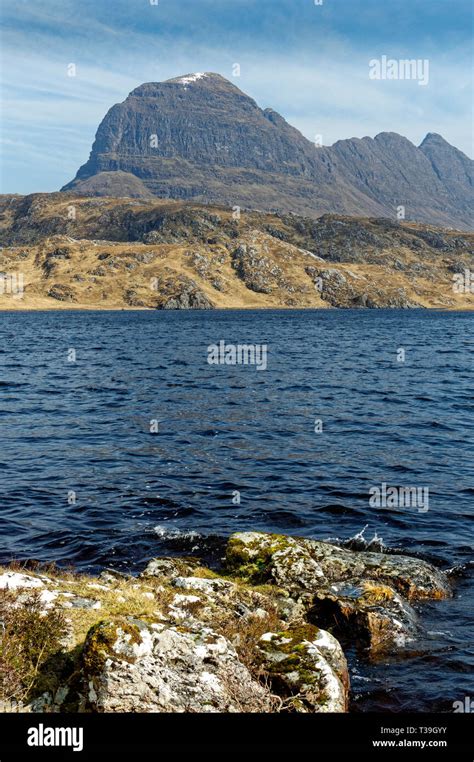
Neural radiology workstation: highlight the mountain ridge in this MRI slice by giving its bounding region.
[62,72,474,230]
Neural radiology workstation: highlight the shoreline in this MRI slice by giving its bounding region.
[1,196,473,312]
[0,530,453,714]
[1,305,474,312]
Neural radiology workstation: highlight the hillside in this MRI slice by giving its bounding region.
[0,193,473,310]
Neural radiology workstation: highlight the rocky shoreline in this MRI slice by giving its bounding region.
[0,531,452,714]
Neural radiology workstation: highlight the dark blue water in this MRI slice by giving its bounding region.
[0,309,472,711]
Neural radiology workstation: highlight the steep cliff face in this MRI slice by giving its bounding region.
[330,132,474,230]
[63,73,365,219]
[419,132,474,216]
[68,74,326,177]
[62,73,473,229]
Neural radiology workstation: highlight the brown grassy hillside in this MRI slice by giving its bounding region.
[0,194,472,310]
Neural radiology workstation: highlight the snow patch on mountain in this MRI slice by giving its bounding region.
[177,73,207,88]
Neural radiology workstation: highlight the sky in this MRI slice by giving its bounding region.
[1,0,473,194]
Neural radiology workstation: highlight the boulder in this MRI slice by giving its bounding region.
[82,617,273,713]
[258,624,349,712]
[140,556,203,580]
[225,531,451,601]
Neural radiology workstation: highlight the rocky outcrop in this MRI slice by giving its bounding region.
[161,286,214,309]
[225,532,451,600]
[152,272,215,309]
[0,530,453,714]
[1,194,472,311]
[83,618,272,713]
[47,283,77,302]
[225,531,451,659]
[61,73,473,230]
[231,242,283,294]
[258,625,349,712]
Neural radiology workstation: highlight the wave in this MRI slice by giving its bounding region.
[153,525,202,541]
[341,525,387,553]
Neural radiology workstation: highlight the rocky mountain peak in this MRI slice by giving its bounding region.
[131,72,244,97]
[61,73,473,230]
[420,132,451,148]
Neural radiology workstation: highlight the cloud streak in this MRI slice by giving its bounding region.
[1,0,472,193]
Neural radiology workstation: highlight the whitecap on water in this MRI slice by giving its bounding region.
[153,525,202,542]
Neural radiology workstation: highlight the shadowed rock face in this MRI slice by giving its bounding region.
[62,73,473,229]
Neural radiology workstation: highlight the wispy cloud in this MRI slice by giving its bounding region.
[1,0,472,193]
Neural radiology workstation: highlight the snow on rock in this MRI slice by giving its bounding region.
[39,589,60,607]
[177,73,207,88]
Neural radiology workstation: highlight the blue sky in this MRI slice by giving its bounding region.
[1,0,472,193]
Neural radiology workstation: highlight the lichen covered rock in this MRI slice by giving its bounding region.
[225,531,451,600]
[258,624,349,712]
[82,617,273,713]
[140,556,203,580]
[0,529,456,714]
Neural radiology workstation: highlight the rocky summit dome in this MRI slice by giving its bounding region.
[62,73,474,229]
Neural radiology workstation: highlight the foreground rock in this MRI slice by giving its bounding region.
[225,532,451,600]
[258,625,349,712]
[83,618,272,713]
[309,580,418,656]
[0,530,452,713]
[224,532,451,658]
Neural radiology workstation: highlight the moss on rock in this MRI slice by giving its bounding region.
[82,618,143,676]
[225,532,294,583]
[258,625,349,712]
[0,528,456,714]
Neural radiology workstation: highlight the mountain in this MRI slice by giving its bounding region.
[1,193,473,311]
[62,72,473,230]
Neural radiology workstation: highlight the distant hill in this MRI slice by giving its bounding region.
[0,193,473,311]
[62,72,473,230]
